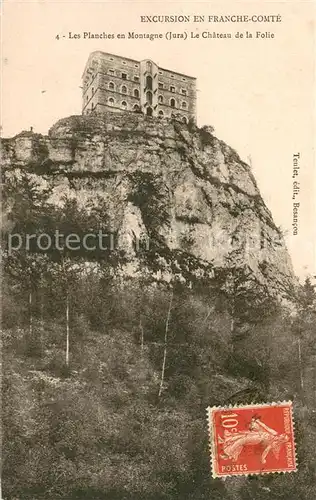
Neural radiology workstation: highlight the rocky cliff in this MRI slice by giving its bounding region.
[2,112,295,297]
[4,113,315,500]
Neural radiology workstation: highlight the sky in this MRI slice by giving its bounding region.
[2,0,315,280]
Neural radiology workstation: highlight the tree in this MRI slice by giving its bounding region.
[47,257,83,369]
[158,290,173,398]
[291,277,316,402]
[4,252,51,356]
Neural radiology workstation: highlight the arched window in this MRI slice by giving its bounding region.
[146,91,153,105]
[133,104,140,113]
[108,97,115,106]
[170,113,176,119]
[158,95,163,104]
[158,110,164,119]
[121,85,127,94]
[182,116,188,124]
[134,88,139,98]
[146,107,153,117]
[181,101,187,109]
[146,75,153,90]
[121,101,127,109]
[170,98,176,108]
[108,82,115,91]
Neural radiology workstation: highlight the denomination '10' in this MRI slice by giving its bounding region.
[221,413,238,432]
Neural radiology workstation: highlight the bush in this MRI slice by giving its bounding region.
[199,125,215,148]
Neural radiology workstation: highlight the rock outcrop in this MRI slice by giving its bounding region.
[2,112,295,297]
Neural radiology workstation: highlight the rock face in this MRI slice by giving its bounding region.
[2,112,295,296]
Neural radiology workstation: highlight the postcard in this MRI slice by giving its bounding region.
[1,1,315,499]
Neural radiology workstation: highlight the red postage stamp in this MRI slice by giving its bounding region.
[207,401,297,477]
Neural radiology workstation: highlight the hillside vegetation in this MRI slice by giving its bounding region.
[2,115,315,499]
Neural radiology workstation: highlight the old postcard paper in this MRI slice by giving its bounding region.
[1,1,315,499]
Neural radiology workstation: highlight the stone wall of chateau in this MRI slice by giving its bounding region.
[82,51,196,122]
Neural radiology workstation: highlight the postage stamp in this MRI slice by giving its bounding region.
[207,401,297,477]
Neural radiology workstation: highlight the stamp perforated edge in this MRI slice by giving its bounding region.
[206,401,298,478]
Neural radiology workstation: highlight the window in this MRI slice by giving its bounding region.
[146,61,152,71]
[182,116,188,124]
[109,57,114,61]
[108,82,115,91]
[170,74,174,78]
[158,82,163,89]
[108,97,115,106]
[146,75,153,90]
[121,101,127,109]
[122,72,127,79]
[170,86,175,93]
[170,98,176,108]
[146,91,153,105]
[92,87,94,94]
[109,69,115,75]
[134,64,139,68]
[86,95,89,102]
[182,77,186,82]
[133,104,140,112]
[121,85,127,94]
[123,61,127,65]
[134,88,140,98]
[146,107,153,117]
[134,76,139,82]
[158,110,164,118]
[159,71,163,75]
[181,101,187,109]
[171,113,176,119]
[158,95,163,104]
[181,89,187,96]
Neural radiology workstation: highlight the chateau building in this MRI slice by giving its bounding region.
[82,51,197,122]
